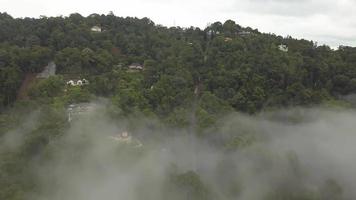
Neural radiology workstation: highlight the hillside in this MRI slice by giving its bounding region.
[16,73,37,100]
[1,12,356,200]
[1,12,356,116]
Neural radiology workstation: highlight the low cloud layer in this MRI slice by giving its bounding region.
[2,105,355,199]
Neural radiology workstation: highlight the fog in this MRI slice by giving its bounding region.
[2,104,356,200]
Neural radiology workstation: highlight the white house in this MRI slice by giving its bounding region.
[67,80,75,86]
[82,79,89,85]
[278,44,288,52]
[207,30,213,36]
[224,37,233,42]
[77,80,83,86]
[238,31,251,36]
[128,63,144,71]
[66,79,89,86]
[91,26,102,32]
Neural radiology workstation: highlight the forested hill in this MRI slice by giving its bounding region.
[1,12,356,117]
[1,12,356,200]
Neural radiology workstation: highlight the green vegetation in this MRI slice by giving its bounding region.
[0,12,355,200]
[1,12,356,117]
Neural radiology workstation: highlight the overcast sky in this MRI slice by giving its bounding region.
[1,0,356,47]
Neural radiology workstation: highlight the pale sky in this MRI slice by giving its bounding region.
[1,0,356,48]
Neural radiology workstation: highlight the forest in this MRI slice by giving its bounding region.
[1,12,356,200]
[1,12,356,115]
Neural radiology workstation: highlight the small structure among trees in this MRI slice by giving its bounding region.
[128,63,144,72]
[238,30,251,36]
[66,79,89,86]
[224,37,233,42]
[91,26,102,32]
[109,131,143,148]
[37,62,56,78]
[278,44,289,52]
[110,131,132,143]
[67,103,95,122]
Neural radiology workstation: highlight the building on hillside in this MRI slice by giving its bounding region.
[67,103,95,122]
[82,47,94,54]
[206,30,213,37]
[278,44,289,52]
[67,80,75,86]
[91,26,102,32]
[82,79,89,85]
[238,31,251,36]
[224,37,233,42]
[110,131,132,143]
[66,79,89,86]
[128,63,144,71]
[109,131,143,148]
[37,62,56,78]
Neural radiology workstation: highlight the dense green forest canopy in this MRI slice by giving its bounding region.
[1,12,356,117]
[1,12,356,200]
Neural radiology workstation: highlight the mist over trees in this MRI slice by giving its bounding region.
[1,12,356,200]
[1,104,356,200]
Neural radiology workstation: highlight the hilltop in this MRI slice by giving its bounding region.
[1,12,356,120]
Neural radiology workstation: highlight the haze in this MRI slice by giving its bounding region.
[3,104,356,199]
